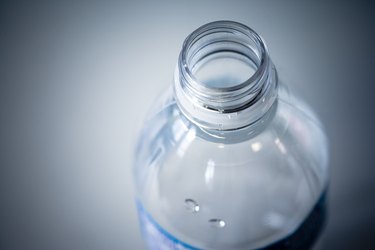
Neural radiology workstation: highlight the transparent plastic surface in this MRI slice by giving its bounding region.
[134,86,328,249]
[133,21,329,250]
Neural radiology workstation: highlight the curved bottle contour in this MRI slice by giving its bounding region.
[134,84,329,249]
[133,21,329,250]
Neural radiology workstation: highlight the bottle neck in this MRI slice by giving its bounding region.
[174,21,278,131]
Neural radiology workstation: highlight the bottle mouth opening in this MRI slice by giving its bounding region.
[174,21,277,130]
[180,21,269,94]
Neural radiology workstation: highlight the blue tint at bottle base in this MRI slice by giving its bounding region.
[136,191,327,250]
[259,191,327,250]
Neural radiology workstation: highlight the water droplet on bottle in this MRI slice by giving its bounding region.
[185,199,200,212]
[209,218,226,228]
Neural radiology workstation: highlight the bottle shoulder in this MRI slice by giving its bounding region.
[134,87,329,250]
[136,86,328,171]
[134,85,329,203]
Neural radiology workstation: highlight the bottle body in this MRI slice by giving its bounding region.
[133,21,329,249]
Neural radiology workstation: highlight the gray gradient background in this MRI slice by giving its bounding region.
[0,1,374,249]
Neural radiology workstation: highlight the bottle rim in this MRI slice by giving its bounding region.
[174,20,278,130]
[180,20,269,94]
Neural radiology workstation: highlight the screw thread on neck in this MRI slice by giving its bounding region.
[174,21,278,130]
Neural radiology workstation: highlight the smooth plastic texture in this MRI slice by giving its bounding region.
[134,21,329,250]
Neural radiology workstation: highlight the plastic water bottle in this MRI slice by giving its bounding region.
[133,21,329,250]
